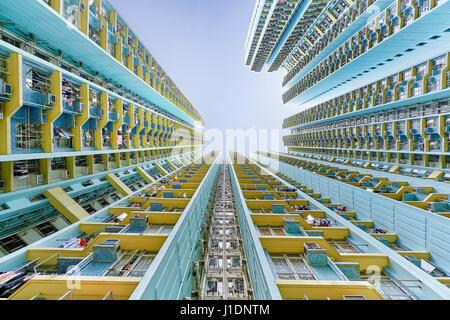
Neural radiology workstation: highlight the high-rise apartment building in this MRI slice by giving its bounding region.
[0,0,449,302]
[245,0,450,299]
[0,0,210,300]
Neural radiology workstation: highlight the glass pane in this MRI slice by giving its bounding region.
[209,258,218,268]
[104,252,134,276]
[278,273,296,280]
[160,226,173,234]
[289,258,310,273]
[272,227,286,236]
[272,257,291,273]
[147,226,160,234]
[129,255,154,277]
[379,280,412,300]
[341,243,358,253]
[207,279,217,294]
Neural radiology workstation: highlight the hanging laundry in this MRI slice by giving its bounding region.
[305,214,315,225]
[54,127,64,137]
[0,271,38,298]
[0,272,15,284]
[77,237,87,247]
[372,228,387,234]
[60,238,78,248]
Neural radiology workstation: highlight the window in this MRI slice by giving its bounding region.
[432,56,445,70]
[0,234,27,253]
[104,250,156,277]
[228,278,245,296]
[413,86,422,96]
[210,239,220,249]
[226,240,238,250]
[270,253,316,280]
[259,227,272,236]
[35,221,58,237]
[206,278,223,296]
[272,227,286,236]
[208,257,223,269]
[329,240,359,253]
[359,271,414,300]
[100,4,110,21]
[227,257,241,268]
[416,64,427,76]
[259,226,287,236]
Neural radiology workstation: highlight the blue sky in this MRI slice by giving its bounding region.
[109,0,294,154]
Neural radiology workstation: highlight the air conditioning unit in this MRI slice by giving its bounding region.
[0,180,5,190]
[37,174,45,184]
[79,102,85,112]
[41,113,47,124]
[101,22,105,31]
[2,83,12,95]
[80,2,85,11]
[65,170,71,179]
[0,112,3,120]
[48,93,56,104]
[86,167,92,174]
